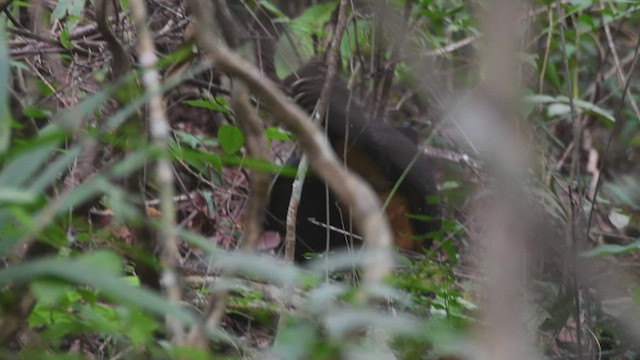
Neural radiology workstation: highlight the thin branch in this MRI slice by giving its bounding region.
[130,0,183,343]
[233,82,272,252]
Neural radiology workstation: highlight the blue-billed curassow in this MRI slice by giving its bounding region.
[261,61,440,262]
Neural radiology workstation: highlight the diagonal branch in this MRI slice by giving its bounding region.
[188,0,394,286]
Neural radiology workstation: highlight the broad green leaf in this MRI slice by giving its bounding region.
[547,103,571,117]
[31,279,74,305]
[121,309,159,346]
[60,28,73,50]
[77,251,122,275]
[119,0,131,11]
[218,124,244,154]
[53,0,85,21]
[171,145,220,172]
[157,46,194,69]
[53,0,73,19]
[571,97,615,124]
[266,127,294,141]
[273,321,317,360]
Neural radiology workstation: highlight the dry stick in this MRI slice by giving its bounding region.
[129,0,183,343]
[96,0,130,79]
[188,0,393,285]
[284,0,351,264]
[602,18,640,120]
[97,0,164,293]
[234,82,273,252]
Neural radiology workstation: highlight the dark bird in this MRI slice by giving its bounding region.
[260,61,440,262]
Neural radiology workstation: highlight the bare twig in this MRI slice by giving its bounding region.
[602,12,640,120]
[233,82,272,252]
[96,0,130,80]
[130,0,183,342]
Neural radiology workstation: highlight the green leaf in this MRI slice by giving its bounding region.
[291,2,338,36]
[218,124,244,155]
[184,99,230,114]
[23,107,52,119]
[52,0,85,20]
[173,130,218,148]
[31,279,74,305]
[77,251,122,275]
[258,0,288,19]
[273,321,317,360]
[157,46,195,69]
[60,28,73,50]
[53,0,73,19]
[266,127,294,141]
[126,310,160,345]
[119,0,131,11]
[581,242,640,257]
[546,103,571,117]
[630,136,640,147]
[523,95,615,126]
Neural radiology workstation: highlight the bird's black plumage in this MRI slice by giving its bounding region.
[262,61,440,261]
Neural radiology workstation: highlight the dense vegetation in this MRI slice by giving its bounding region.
[1,0,639,359]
